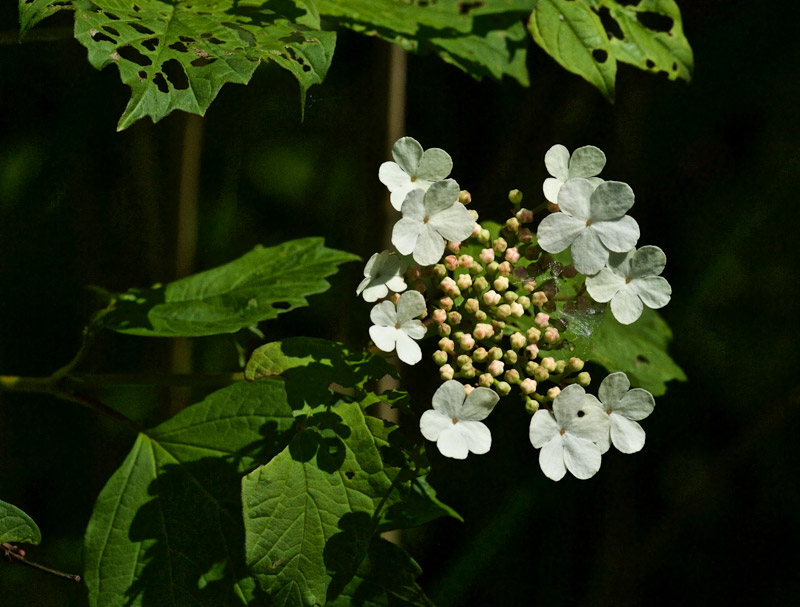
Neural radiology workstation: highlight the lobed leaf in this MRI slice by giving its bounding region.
[0,499,42,545]
[95,238,359,337]
[71,0,336,130]
[83,379,296,607]
[18,0,73,39]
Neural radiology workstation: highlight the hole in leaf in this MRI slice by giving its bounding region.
[117,45,152,66]
[161,59,189,90]
[592,49,608,63]
[179,35,196,43]
[137,70,146,80]
[191,56,216,67]
[302,63,310,72]
[345,471,355,480]
[672,62,678,71]
[458,1,485,14]
[153,72,169,93]
[636,354,650,364]
[130,23,154,35]
[141,38,159,52]
[637,11,673,32]
[102,25,120,37]
[598,7,624,40]
[169,41,188,53]
[272,301,291,310]
[646,59,655,69]
[104,11,120,20]
[133,4,141,11]
[90,31,116,44]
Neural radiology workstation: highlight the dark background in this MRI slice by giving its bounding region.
[1,1,798,605]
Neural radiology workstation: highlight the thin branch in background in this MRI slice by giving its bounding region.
[2,543,81,583]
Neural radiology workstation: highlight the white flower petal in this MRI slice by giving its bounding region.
[455,420,491,455]
[436,427,470,459]
[569,145,606,178]
[379,162,411,190]
[592,215,640,253]
[571,228,609,275]
[609,414,646,454]
[539,437,567,481]
[428,202,474,242]
[384,275,408,293]
[417,148,453,181]
[400,189,426,220]
[615,388,655,421]
[412,225,446,266]
[369,325,398,353]
[563,434,602,479]
[361,283,389,302]
[402,319,427,340]
[529,409,560,448]
[424,179,461,216]
[419,409,452,442]
[536,212,586,253]
[391,217,424,256]
[356,276,375,298]
[369,300,397,326]
[391,185,418,211]
[543,177,563,203]
[396,290,426,322]
[557,178,595,221]
[563,402,609,443]
[633,276,672,309]
[394,331,422,365]
[590,181,635,221]
[544,144,570,181]
[610,287,644,324]
[630,245,666,278]
[432,380,467,418]
[597,429,611,455]
[459,387,500,421]
[585,268,626,302]
[598,371,631,407]
[391,137,424,174]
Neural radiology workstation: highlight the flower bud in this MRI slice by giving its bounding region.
[526,344,540,359]
[488,360,505,377]
[493,276,509,292]
[465,298,480,314]
[457,273,473,290]
[547,201,560,213]
[493,237,508,255]
[459,333,476,351]
[492,320,505,332]
[473,276,489,293]
[438,323,452,337]
[531,291,548,307]
[518,227,533,243]
[508,189,523,205]
[505,369,521,384]
[509,302,524,317]
[543,327,560,343]
[460,363,476,378]
[407,264,422,281]
[479,248,495,264]
[474,323,494,340]
[459,189,472,204]
[412,279,426,293]
[390,293,400,304]
[432,350,448,366]
[486,261,500,275]
[471,223,481,238]
[568,357,585,372]
[432,308,447,324]
[525,398,539,414]
[495,381,511,396]
[439,337,455,353]
[555,360,567,374]
[503,291,519,304]
[444,255,459,271]
[503,350,518,365]
[534,312,550,328]
[478,373,494,388]
[468,209,479,220]
[459,254,474,269]
[432,264,447,280]
[478,228,491,244]
[525,360,538,375]
[488,347,503,361]
[452,330,464,342]
[505,247,521,263]
[464,384,475,395]
[577,371,591,386]
[520,377,537,395]
[517,296,531,310]
[448,311,462,326]
[541,357,557,372]
[547,386,561,400]
[505,217,520,233]
[516,207,533,223]
[474,310,488,322]
[482,290,501,306]
[473,347,489,363]
[523,281,536,292]
[440,364,455,381]
[533,366,549,382]
[447,241,461,254]
[526,327,542,343]
[456,354,472,368]
[496,304,511,320]
[469,262,484,275]
[497,261,512,277]
[509,332,526,350]
[439,296,454,311]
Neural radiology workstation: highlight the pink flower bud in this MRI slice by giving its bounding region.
[516,208,534,223]
[482,290,501,306]
[532,291,548,307]
[509,302,524,317]
[432,308,447,324]
[534,312,550,328]
[526,344,540,359]
[444,255,459,271]
[541,357,557,372]
[510,332,526,350]
[407,265,422,281]
[518,228,533,243]
[439,296,454,311]
[459,333,476,351]
[520,378,537,395]
[439,337,455,353]
[479,248,495,264]
[497,261,512,277]
[390,293,400,304]
[464,384,475,395]
[488,360,505,377]
[473,347,488,362]
[457,273,473,290]
[440,364,455,381]
[447,241,461,254]
[544,327,560,343]
[471,222,481,237]
[505,247,521,263]
[547,386,561,400]
[569,357,585,372]
[459,255,474,269]
[465,298,480,314]
[493,238,508,254]
[504,369,520,384]
[493,276,509,292]
[478,373,494,388]
[474,323,495,340]
[526,327,541,343]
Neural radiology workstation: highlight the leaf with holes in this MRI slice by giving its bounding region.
[83,380,295,607]
[94,238,359,337]
[0,499,41,545]
[242,400,398,607]
[18,0,73,39]
[606,0,693,81]
[528,0,616,99]
[72,0,336,130]
[317,0,533,86]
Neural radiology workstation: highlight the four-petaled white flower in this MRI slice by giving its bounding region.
[420,380,500,459]
[369,290,427,365]
[391,179,475,266]
[585,245,671,325]
[596,372,655,454]
[356,250,408,302]
[543,144,606,203]
[537,178,640,275]
[529,384,610,481]
[379,136,454,211]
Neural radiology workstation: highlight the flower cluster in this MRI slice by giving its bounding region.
[358,138,666,480]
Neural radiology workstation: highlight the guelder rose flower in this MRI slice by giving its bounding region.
[537,178,640,275]
[379,136,453,211]
[391,179,475,266]
[596,372,655,454]
[420,380,500,459]
[585,245,671,325]
[356,250,408,302]
[543,144,606,203]
[529,384,610,481]
[369,290,426,365]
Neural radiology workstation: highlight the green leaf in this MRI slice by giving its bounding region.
[529,0,616,99]
[326,537,436,607]
[378,476,463,532]
[588,307,686,396]
[71,0,336,130]
[0,499,41,545]
[317,0,533,86]
[18,0,72,40]
[83,380,295,607]
[242,400,397,607]
[95,238,359,337]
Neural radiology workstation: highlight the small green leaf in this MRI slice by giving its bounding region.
[0,499,41,545]
[326,537,436,607]
[18,0,72,40]
[589,307,686,396]
[96,238,359,337]
[242,401,397,607]
[72,0,336,130]
[83,380,295,607]
[529,0,616,99]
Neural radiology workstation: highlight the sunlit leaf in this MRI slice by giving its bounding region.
[95,238,359,337]
[18,0,72,39]
[0,499,41,545]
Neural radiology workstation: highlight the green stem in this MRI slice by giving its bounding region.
[0,26,75,46]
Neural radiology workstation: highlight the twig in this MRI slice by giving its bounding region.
[2,543,81,583]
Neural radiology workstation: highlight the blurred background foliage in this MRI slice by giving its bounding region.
[0,1,798,605]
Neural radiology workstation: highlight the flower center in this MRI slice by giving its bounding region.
[625,277,632,284]
[559,427,566,435]
[585,219,593,227]
[410,176,417,182]
[451,417,459,424]
[423,216,430,224]
[395,322,402,329]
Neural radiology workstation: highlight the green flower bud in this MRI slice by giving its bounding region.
[503,291,519,304]
[577,371,591,386]
[504,369,521,384]
[473,276,489,293]
[469,262,484,275]
[541,357,557,372]
[504,349,518,365]
[478,228,491,244]
[473,347,489,363]
[525,397,539,414]
[456,354,472,368]
[493,238,508,255]
[517,295,531,310]
[505,217,520,233]
[533,366,549,382]
[488,347,503,361]
[475,310,488,322]
[465,298,480,314]
[509,302,524,317]
[509,332,526,350]
[460,362,476,378]
[438,323,452,337]
[555,360,567,374]
[448,311,462,326]
[496,304,511,320]
[525,360,538,375]
[493,276,509,292]
[532,291,548,307]
[440,364,455,381]
[432,350,448,366]
[432,264,447,280]
[568,357,585,372]
[495,381,511,396]
[460,190,472,204]
[508,189,523,205]
[486,261,500,275]
[478,373,494,388]
[526,327,541,343]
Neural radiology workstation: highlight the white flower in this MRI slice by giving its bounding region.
[379,136,454,211]
[356,250,408,302]
[420,380,499,459]
[391,179,474,266]
[369,290,427,365]
[585,245,671,325]
[543,144,606,203]
[537,178,640,275]
[596,372,655,454]
[529,384,610,481]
